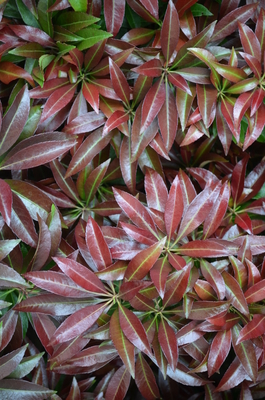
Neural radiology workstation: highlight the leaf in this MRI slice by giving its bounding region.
[56,11,99,32]
[113,187,157,237]
[105,365,131,400]
[231,156,249,205]
[158,81,178,152]
[66,127,113,177]
[85,217,112,270]
[109,58,130,106]
[222,271,249,317]
[133,59,162,77]
[135,353,160,400]
[215,356,249,392]
[0,132,78,171]
[0,345,27,380]
[196,84,217,128]
[163,263,192,307]
[16,0,41,28]
[176,184,220,241]
[208,329,232,377]
[167,362,207,386]
[109,309,135,378]
[0,85,30,157]
[158,319,178,370]
[238,22,261,61]
[237,314,265,344]
[164,174,183,241]
[14,293,94,315]
[119,304,152,357]
[68,0,87,12]
[124,237,166,281]
[244,280,265,303]
[161,0,179,63]
[82,82,99,113]
[29,78,69,99]
[0,61,35,86]
[211,4,257,42]
[66,345,118,366]
[0,179,12,226]
[232,324,257,382]
[141,78,166,133]
[104,0,125,36]
[0,379,55,399]
[63,111,106,134]
[103,110,129,136]
[49,302,108,345]
[200,260,225,300]
[10,24,54,47]
[31,313,56,355]
[144,167,168,212]
[150,257,171,298]
[203,182,230,239]
[40,84,76,123]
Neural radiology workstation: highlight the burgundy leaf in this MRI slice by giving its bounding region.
[144,167,168,212]
[120,136,137,194]
[200,260,226,300]
[135,352,160,400]
[232,324,257,382]
[158,81,178,152]
[141,78,166,133]
[85,217,112,270]
[158,319,178,370]
[231,156,249,205]
[0,179,12,226]
[82,81,100,113]
[164,174,183,241]
[161,0,179,63]
[63,111,106,134]
[163,263,192,307]
[238,22,261,61]
[40,84,76,123]
[208,329,232,377]
[0,379,55,398]
[150,257,172,298]
[105,365,131,400]
[31,313,56,356]
[109,58,130,106]
[222,271,249,317]
[104,0,125,36]
[0,61,35,86]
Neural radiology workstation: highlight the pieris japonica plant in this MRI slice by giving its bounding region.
[0,0,265,398]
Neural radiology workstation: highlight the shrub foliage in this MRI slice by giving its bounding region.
[0,0,265,398]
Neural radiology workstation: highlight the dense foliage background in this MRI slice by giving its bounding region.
[1,0,265,398]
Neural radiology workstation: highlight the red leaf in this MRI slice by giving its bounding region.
[40,84,76,123]
[49,302,108,345]
[168,72,192,95]
[163,263,192,307]
[208,329,232,377]
[0,61,35,86]
[105,365,131,400]
[175,0,200,17]
[30,215,51,271]
[120,222,156,245]
[158,81,178,152]
[222,271,249,317]
[144,167,168,212]
[216,356,249,392]
[9,25,55,47]
[50,159,81,204]
[85,217,112,270]
[150,257,171,298]
[231,156,249,205]
[161,0,179,63]
[82,82,100,113]
[211,4,257,42]
[238,22,261,61]
[31,313,56,356]
[196,84,217,128]
[29,78,69,99]
[124,237,166,281]
[178,169,196,209]
[103,110,129,136]
[0,380,55,398]
[135,353,160,400]
[233,92,254,138]
[200,260,226,300]
[0,310,18,351]
[244,280,265,304]
[141,78,166,133]
[63,111,106,134]
[158,319,178,370]
[109,309,135,378]
[66,127,113,177]
[104,0,125,36]
[0,179,12,226]
[216,101,233,155]
[244,103,265,150]
[109,58,130,106]
[53,256,108,294]
[0,85,30,157]
[232,324,257,382]
[119,304,152,357]
[133,59,162,77]
[164,174,183,241]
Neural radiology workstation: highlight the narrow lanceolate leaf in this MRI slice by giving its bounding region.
[30,215,51,271]
[110,309,135,378]
[120,136,137,194]
[176,84,196,130]
[105,365,131,400]
[161,0,179,63]
[215,356,249,392]
[208,329,232,377]
[176,184,220,241]
[135,353,160,400]
[82,81,99,113]
[216,101,232,156]
[164,175,183,241]
[222,271,249,317]
[29,78,69,99]
[231,156,249,205]
[63,111,106,134]
[167,363,207,386]
[0,379,55,399]
[85,217,112,270]
[109,58,130,106]
[244,280,265,303]
[158,82,178,152]
[158,319,178,369]
[66,345,118,366]
[163,263,191,307]
[124,237,166,281]
[238,22,261,61]
[150,257,171,298]
[232,324,257,382]
[40,84,76,123]
[119,304,152,357]
[84,159,110,204]
[145,167,168,212]
[237,314,265,343]
[0,345,27,380]
[211,4,257,42]
[211,62,247,83]
[0,179,12,226]
[200,260,225,301]
[103,110,129,136]
[178,169,196,209]
[104,0,125,36]
[0,85,30,157]
[53,257,108,294]
[196,84,217,128]
[0,132,78,171]
[0,61,35,86]
[133,59,162,77]
[141,78,166,133]
[31,313,57,356]
[203,182,230,239]
[66,127,113,177]
[49,302,108,345]
[113,187,157,237]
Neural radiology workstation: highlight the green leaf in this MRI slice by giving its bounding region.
[56,11,100,32]
[191,3,213,17]
[76,29,113,50]
[68,0,87,12]
[16,0,41,28]
[37,0,54,37]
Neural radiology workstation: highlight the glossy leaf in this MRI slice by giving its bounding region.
[164,174,183,241]
[208,329,232,377]
[0,61,35,86]
[85,217,112,270]
[135,353,160,400]
[158,319,178,370]
[222,271,249,317]
[140,78,166,133]
[161,0,179,63]
[232,324,257,382]
[0,179,12,226]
